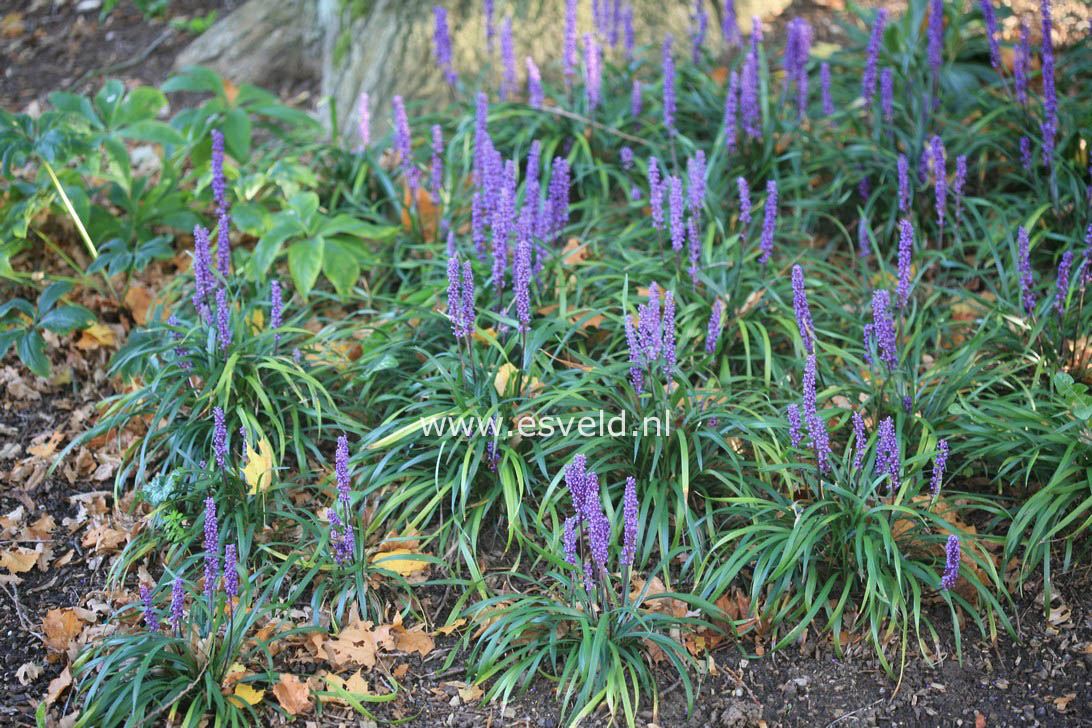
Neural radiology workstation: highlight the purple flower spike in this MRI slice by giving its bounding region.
[862,9,888,104]
[852,411,867,472]
[897,154,910,213]
[1041,0,1056,166]
[514,208,533,333]
[447,255,461,338]
[737,177,751,227]
[662,290,676,381]
[787,403,802,448]
[192,225,212,315]
[630,79,642,118]
[621,476,639,567]
[896,219,914,309]
[706,300,724,354]
[210,129,226,212]
[213,406,227,470]
[1015,23,1030,105]
[433,6,457,86]
[526,57,543,109]
[875,416,900,490]
[820,62,833,117]
[687,216,702,289]
[687,150,707,215]
[588,509,610,571]
[216,211,231,278]
[792,265,815,354]
[759,180,778,265]
[802,354,818,419]
[140,585,159,632]
[871,289,898,370]
[691,0,708,63]
[953,155,967,224]
[564,454,588,515]
[216,285,231,352]
[564,0,577,83]
[941,534,960,590]
[980,1,1000,71]
[668,176,685,252]
[722,0,740,46]
[928,0,943,106]
[1055,250,1074,315]
[620,147,634,172]
[583,33,602,112]
[392,96,419,193]
[648,158,664,231]
[270,280,283,342]
[484,0,495,54]
[662,34,676,135]
[740,46,760,139]
[931,136,946,230]
[623,4,635,60]
[723,71,739,153]
[169,578,184,634]
[335,434,351,506]
[1017,226,1035,315]
[858,216,872,259]
[500,16,516,101]
[806,409,832,473]
[203,496,219,602]
[880,67,894,123]
[327,509,347,565]
[224,544,238,600]
[930,440,949,500]
[461,260,475,337]
[1020,136,1032,172]
[562,516,578,565]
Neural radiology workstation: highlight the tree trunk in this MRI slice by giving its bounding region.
[176,0,789,142]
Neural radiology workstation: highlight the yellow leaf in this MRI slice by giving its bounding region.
[247,308,265,334]
[230,682,265,707]
[242,437,275,495]
[370,548,429,576]
[75,323,117,349]
[493,362,518,396]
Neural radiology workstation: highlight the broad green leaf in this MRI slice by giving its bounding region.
[222,106,251,162]
[119,120,185,145]
[17,330,49,378]
[38,306,96,334]
[36,282,72,314]
[251,220,298,277]
[322,239,360,296]
[287,237,324,299]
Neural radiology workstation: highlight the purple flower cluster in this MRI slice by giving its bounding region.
[759,180,778,265]
[1017,226,1035,315]
[862,9,888,104]
[953,155,967,224]
[791,265,815,353]
[357,92,370,151]
[392,96,419,194]
[430,124,444,201]
[706,299,724,354]
[648,158,663,231]
[980,1,1000,71]
[858,216,871,259]
[1015,23,1030,105]
[690,0,708,63]
[880,67,894,123]
[798,354,831,472]
[871,289,898,370]
[875,416,900,490]
[896,219,914,309]
[928,0,943,107]
[169,577,184,634]
[270,280,282,343]
[500,17,516,101]
[327,509,353,565]
[224,543,238,601]
[897,154,910,212]
[141,584,159,632]
[203,496,219,603]
[1020,136,1032,172]
[584,34,602,112]
[737,177,751,227]
[931,136,946,230]
[447,255,475,340]
[335,434,351,506]
[564,0,577,84]
[526,57,543,109]
[625,283,676,393]
[941,534,960,590]
[662,35,676,135]
[1040,0,1056,168]
[210,129,227,213]
[192,225,212,319]
[213,406,227,470]
[787,404,802,448]
[820,62,834,117]
[433,5,456,86]
[1055,250,1073,315]
[852,411,867,472]
[784,18,812,118]
[930,439,949,500]
[668,175,685,252]
[740,36,760,139]
[514,214,533,333]
[216,286,231,351]
[621,476,639,568]
[722,0,740,47]
[687,151,706,215]
[631,79,642,117]
[216,211,231,278]
[723,71,738,153]
[562,457,641,586]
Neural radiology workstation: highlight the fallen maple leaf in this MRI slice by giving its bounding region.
[123,285,153,326]
[42,609,85,652]
[391,612,434,657]
[324,620,395,670]
[321,669,371,704]
[272,673,312,715]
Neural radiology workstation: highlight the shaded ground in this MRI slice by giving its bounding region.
[4,2,1092,727]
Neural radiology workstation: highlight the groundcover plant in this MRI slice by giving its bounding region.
[1,0,1091,725]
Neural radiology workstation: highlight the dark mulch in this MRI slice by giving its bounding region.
[0,0,235,112]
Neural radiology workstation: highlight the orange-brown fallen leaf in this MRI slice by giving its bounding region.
[391,612,434,657]
[324,620,395,670]
[272,673,312,715]
[0,547,39,574]
[42,608,85,652]
[45,666,71,705]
